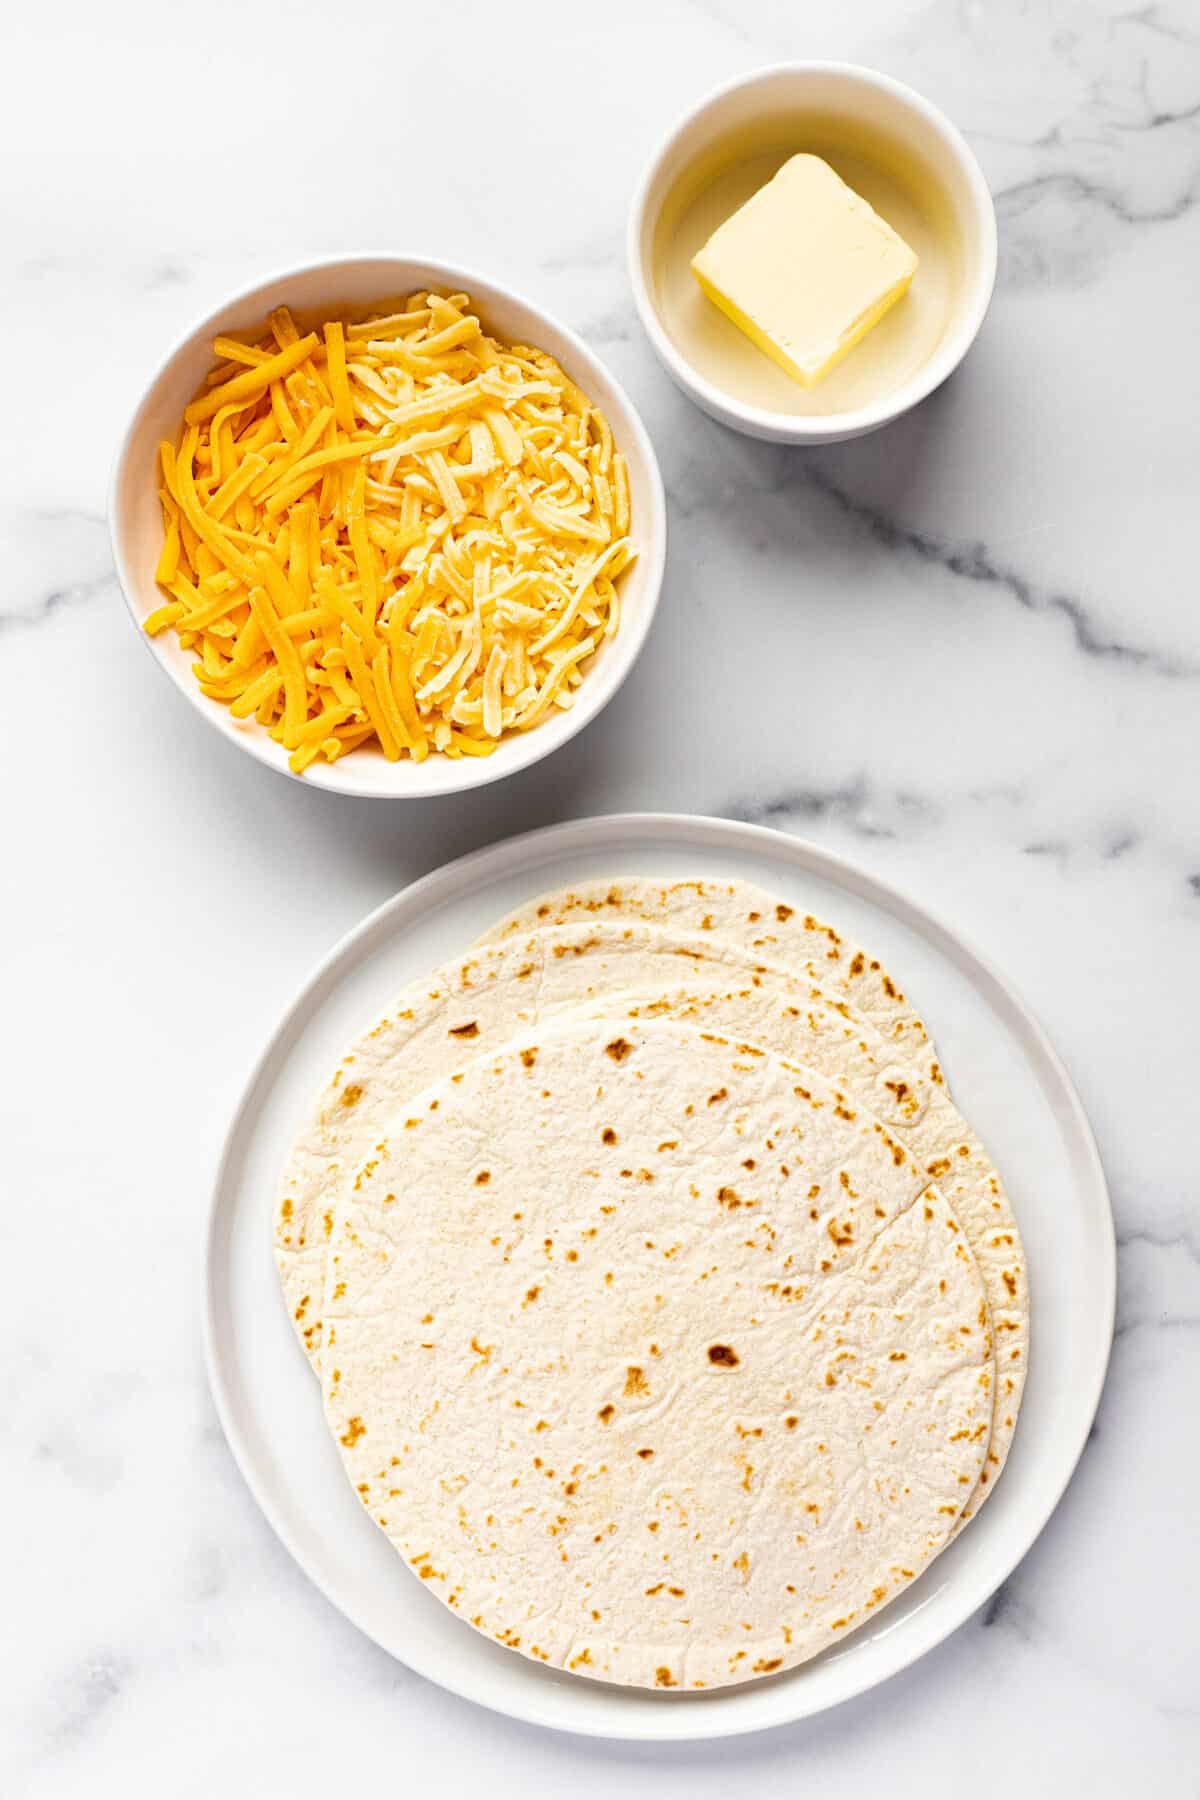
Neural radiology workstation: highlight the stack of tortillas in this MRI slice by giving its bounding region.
[274,877,1028,1691]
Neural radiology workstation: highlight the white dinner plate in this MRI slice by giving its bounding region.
[204,813,1114,1740]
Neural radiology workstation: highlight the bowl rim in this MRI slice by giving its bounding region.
[108,251,667,799]
[627,61,998,442]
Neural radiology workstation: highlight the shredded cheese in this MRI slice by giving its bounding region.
[147,293,634,772]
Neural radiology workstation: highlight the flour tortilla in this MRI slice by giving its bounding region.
[278,920,783,1366]
[322,1017,993,1690]
[480,876,935,1063]
[277,916,1024,1518]
[479,880,1029,1508]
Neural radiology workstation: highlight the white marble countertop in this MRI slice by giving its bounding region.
[5,0,1199,1791]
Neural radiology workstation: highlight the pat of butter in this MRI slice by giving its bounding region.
[690,153,919,388]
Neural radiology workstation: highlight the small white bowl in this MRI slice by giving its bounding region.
[110,255,666,797]
[628,65,997,445]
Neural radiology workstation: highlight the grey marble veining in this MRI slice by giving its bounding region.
[3,0,1199,1793]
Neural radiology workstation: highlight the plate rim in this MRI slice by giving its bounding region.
[202,810,1115,1740]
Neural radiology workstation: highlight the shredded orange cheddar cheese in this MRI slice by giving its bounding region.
[146,293,634,772]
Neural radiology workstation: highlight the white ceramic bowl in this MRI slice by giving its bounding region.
[110,255,666,797]
[629,65,998,445]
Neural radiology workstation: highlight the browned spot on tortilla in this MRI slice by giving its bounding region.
[597,1403,615,1424]
[602,1127,618,1145]
[624,1365,649,1397]
[707,1087,728,1106]
[475,1170,491,1185]
[340,1084,364,1107]
[708,1344,739,1367]
[323,1210,334,1238]
[655,1667,676,1687]
[827,1218,854,1247]
[605,1037,633,1062]
[1003,1271,1017,1296]
[280,1198,293,1220]
[637,1447,654,1460]
[889,1351,907,1361]
[753,1657,783,1673]
[849,952,865,977]
[717,1186,745,1209]
[340,1416,366,1447]
[785,1415,798,1429]
[448,1021,479,1039]
[775,904,793,922]
[524,1285,541,1305]
[520,1046,538,1069]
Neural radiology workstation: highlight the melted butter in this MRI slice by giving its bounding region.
[653,129,963,417]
